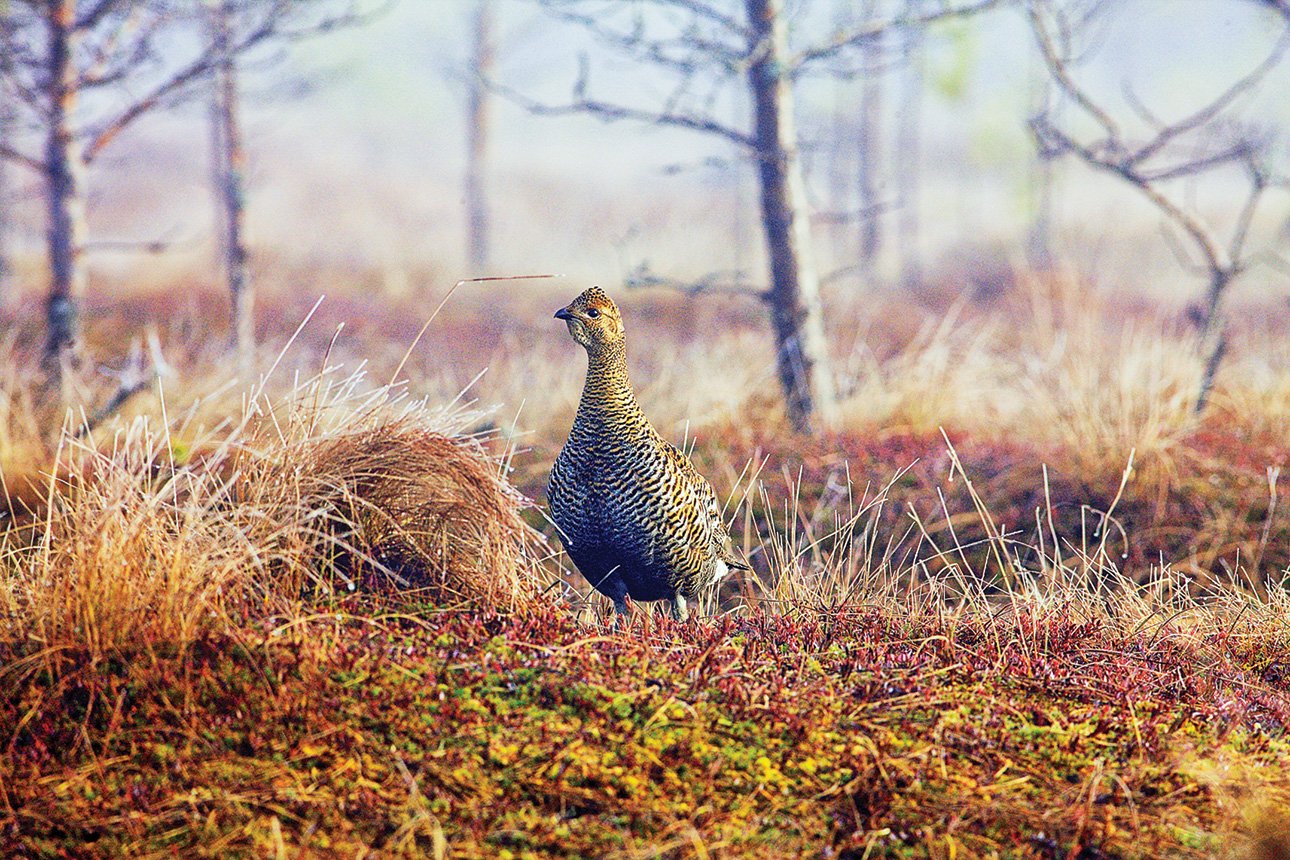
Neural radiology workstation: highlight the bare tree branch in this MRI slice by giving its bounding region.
[84,236,185,254]
[1028,0,1290,413]
[76,0,125,32]
[492,74,757,148]
[540,2,747,74]
[0,142,46,174]
[1157,221,1210,277]
[623,262,767,300]
[657,0,749,35]
[1030,112,1231,274]
[791,0,1006,71]
[543,0,750,40]
[75,329,173,439]
[810,200,895,225]
[1229,159,1272,264]
[86,58,219,159]
[84,12,281,160]
[1124,32,1290,168]
[77,5,156,90]
[1029,1,1289,277]
[1136,142,1252,183]
[1028,2,1120,140]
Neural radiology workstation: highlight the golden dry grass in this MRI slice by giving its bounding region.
[238,421,548,606]
[0,348,549,679]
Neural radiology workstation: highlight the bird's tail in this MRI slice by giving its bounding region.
[721,547,751,571]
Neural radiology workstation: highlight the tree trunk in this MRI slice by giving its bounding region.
[856,0,885,270]
[42,0,87,375]
[826,3,854,266]
[745,0,838,434]
[1194,267,1234,414]
[1027,153,1055,269]
[1195,326,1227,416]
[1026,52,1054,269]
[895,0,924,289]
[826,81,851,266]
[0,93,13,305]
[465,0,495,271]
[211,0,253,376]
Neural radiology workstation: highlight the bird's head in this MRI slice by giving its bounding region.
[554,286,625,351]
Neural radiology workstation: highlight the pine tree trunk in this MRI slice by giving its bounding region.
[42,0,87,376]
[745,0,838,434]
[465,0,495,271]
[211,0,253,376]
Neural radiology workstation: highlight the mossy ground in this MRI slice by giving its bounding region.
[5,597,1288,858]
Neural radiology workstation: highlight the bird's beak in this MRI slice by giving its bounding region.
[554,308,573,321]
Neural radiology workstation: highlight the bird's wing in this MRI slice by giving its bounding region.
[661,440,749,571]
[659,439,711,490]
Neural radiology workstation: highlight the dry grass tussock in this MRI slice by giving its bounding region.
[237,419,547,605]
[0,361,549,676]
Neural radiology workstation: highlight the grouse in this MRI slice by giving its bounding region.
[547,286,748,621]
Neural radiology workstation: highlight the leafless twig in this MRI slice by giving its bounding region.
[489,58,756,148]
[623,261,766,300]
[1027,0,1290,413]
[791,0,1006,72]
[76,329,173,438]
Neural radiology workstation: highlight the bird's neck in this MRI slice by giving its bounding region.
[576,341,642,425]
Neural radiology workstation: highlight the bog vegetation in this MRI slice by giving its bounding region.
[3,0,1288,855]
[1,274,1288,858]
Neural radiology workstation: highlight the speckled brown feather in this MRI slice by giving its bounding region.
[547,287,747,619]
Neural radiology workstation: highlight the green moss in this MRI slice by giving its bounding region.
[3,606,1289,857]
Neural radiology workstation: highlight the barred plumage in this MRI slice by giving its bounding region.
[547,286,748,621]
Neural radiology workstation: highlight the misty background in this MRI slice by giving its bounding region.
[1,0,1288,309]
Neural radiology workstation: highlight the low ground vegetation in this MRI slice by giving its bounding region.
[1,274,1288,857]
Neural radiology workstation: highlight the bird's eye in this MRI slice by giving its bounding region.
[587,308,600,318]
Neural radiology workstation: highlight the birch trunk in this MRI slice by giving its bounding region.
[826,5,854,266]
[43,0,87,375]
[211,0,252,375]
[465,0,494,271]
[745,0,838,434]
